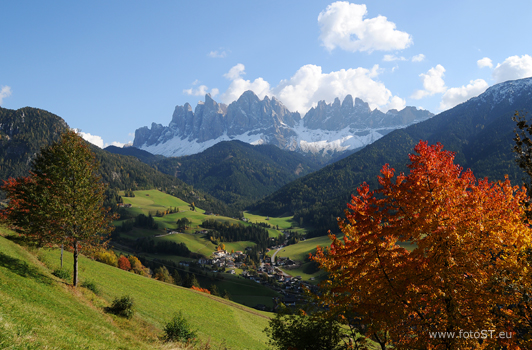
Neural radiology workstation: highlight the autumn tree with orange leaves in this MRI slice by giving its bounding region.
[1,130,116,287]
[312,141,532,350]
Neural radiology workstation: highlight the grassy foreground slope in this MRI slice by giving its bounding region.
[0,228,271,349]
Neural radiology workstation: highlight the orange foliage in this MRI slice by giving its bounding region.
[190,286,211,294]
[117,256,131,271]
[312,141,532,349]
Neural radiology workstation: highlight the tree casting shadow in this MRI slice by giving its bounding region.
[0,251,52,285]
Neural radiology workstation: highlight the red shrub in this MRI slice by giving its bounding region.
[117,256,131,271]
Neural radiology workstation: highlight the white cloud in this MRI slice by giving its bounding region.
[318,2,412,53]
[477,57,493,69]
[208,50,228,58]
[78,130,132,149]
[383,54,406,62]
[411,64,446,99]
[384,54,424,63]
[218,63,404,114]
[492,54,532,83]
[183,84,219,97]
[108,141,130,148]
[412,54,425,62]
[0,86,12,105]
[385,96,406,111]
[272,64,401,113]
[219,64,272,104]
[439,79,489,110]
[79,132,104,148]
[223,63,246,80]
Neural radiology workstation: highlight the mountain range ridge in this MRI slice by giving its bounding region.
[2,77,532,232]
[251,77,532,235]
[133,91,433,158]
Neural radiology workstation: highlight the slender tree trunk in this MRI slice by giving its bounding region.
[60,244,63,268]
[73,240,79,286]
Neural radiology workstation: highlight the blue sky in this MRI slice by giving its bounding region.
[1,1,531,147]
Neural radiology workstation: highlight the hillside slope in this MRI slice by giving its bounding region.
[0,106,237,217]
[251,78,532,235]
[151,140,322,207]
[0,228,270,349]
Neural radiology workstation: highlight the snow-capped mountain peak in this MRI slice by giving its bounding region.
[133,91,433,157]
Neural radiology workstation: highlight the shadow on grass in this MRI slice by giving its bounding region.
[0,251,52,285]
[4,234,39,248]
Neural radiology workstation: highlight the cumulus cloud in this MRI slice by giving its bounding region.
[108,141,130,148]
[78,130,131,148]
[477,57,493,69]
[0,86,12,105]
[223,63,246,80]
[411,65,446,99]
[439,79,489,110]
[184,80,219,97]
[272,64,403,113]
[219,64,272,104]
[318,2,412,53]
[492,54,532,83]
[183,85,219,97]
[79,132,104,148]
[208,49,228,58]
[218,63,405,113]
[385,96,407,111]
[412,54,425,62]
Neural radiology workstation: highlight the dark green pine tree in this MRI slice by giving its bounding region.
[190,274,200,288]
[172,269,182,286]
[208,284,220,297]
[183,273,193,288]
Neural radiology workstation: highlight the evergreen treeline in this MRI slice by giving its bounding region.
[201,219,269,247]
[0,107,68,183]
[134,237,191,257]
[103,188,123,213]
[118,213,160,232]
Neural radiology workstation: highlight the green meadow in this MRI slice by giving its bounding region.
[243,211,306,237]
[116,190,294,255]
[115,190,282,308]
[0,227,271,349]
[270,235,339,282]
[138,252,280,309]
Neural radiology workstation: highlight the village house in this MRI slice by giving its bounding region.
[198,257,211,265]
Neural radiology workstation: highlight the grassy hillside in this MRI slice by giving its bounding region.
[117,189,258,254]
[0,227,271,349]
[114,189,282,308]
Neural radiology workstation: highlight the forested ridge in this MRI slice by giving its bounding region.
[0,106,238,217]
[251,82,532,236]
[149,140,321,208]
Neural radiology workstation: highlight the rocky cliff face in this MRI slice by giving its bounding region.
[133,91,433,157]
[303,96,432,130]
